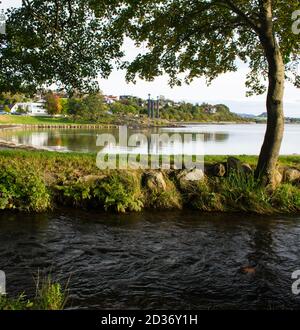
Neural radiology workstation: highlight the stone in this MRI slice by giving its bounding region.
[283,167,300,183]
[240,266,256,275]
[79,175,106,183]
[212,163,226,177]
[266,169,282,190]
[274,169,283,186]
[177,168,205,182]
[241,163,253,175]
[227,157,242,173]
[177,168,205,189]
[144,171,167,191]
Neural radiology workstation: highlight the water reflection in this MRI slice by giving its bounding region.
[0,124,299,155]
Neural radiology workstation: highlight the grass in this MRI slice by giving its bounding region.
[204,155,300,168]
[0,275,67,310]
[0,114,117,126]
[0,114,81,125]
[0,149,299,214]
[0,114,171,126]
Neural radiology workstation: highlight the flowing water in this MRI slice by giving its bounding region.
[1,210,300,310]
[0,124,299,154]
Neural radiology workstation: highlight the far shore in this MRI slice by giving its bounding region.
[0,114,252,129]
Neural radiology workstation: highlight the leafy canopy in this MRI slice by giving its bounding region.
[0,0,123,94]
[100,0,299,96]
[0,0,299,95]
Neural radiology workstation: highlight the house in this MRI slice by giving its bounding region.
[203,105,217,114]
[119,95,133,100]
[10,100,48,116]
[104,95,119,104]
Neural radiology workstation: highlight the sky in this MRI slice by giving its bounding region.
[3,0,299,117]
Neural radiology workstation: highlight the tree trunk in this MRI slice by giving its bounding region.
[255,0,285,186]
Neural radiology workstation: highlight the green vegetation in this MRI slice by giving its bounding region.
[0,150,299,214]
[159,103,244,122]
[44,91,63,115]
[0,276,67,310]
[0,115,112,126]
[0,92,30,105]
[67,93,109,121]
[0,90,244,125]
[0,163,51,212]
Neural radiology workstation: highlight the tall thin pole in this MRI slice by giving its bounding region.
[156,96,160,119]
[148,94,151,118]
[151,100,154,119]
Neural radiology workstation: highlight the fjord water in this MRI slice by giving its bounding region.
[1,210,300,309]
[0,124,299,154]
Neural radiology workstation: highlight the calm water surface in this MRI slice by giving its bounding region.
[0,124,299,154]
[1,210,300,309]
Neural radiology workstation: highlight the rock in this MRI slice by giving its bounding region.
[240,266,256,275]
[274,169,283,186]
[177,168,205,182]
[266,169,282,190]
[241,163,253,175]
[283,167,300,183]
[212,163,226,177]
[144,171,167,191]
[177,168,205,189]
[79,175,106,183]
[227,157,242,173]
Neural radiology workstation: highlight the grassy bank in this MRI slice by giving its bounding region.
[0,114,171,127]
[0,115,85,126]
[0,114,248,127]
[0,276,67,310]
[0,149,299,214]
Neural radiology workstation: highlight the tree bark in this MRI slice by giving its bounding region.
[255,0,285,186]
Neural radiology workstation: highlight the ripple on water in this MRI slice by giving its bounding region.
[0,210,300,309]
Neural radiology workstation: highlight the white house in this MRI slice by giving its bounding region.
[10,100,48,116]
[104,95,119,104]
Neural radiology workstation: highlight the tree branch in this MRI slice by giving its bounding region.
[221,0,261,35]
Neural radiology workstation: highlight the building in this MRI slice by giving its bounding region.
[119,95,133,100]
[104,95,119,104]
[203,105,217,114]
[10,100,48,116]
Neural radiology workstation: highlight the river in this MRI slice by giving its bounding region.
[1,210,300,309]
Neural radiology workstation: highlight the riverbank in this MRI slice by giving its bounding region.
[0,114,181,129]
[0,114,250,129]
[0,149,299,214]
[0,275,67,310]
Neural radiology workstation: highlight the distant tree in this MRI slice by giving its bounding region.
[0,92,29,105]
[44,92,63,115]
[110,102,125,114]
[3,105,11,113]
[67,97,83,117]
[60,98,69,115]
[81,93,107,121]
[66,93,107,121]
